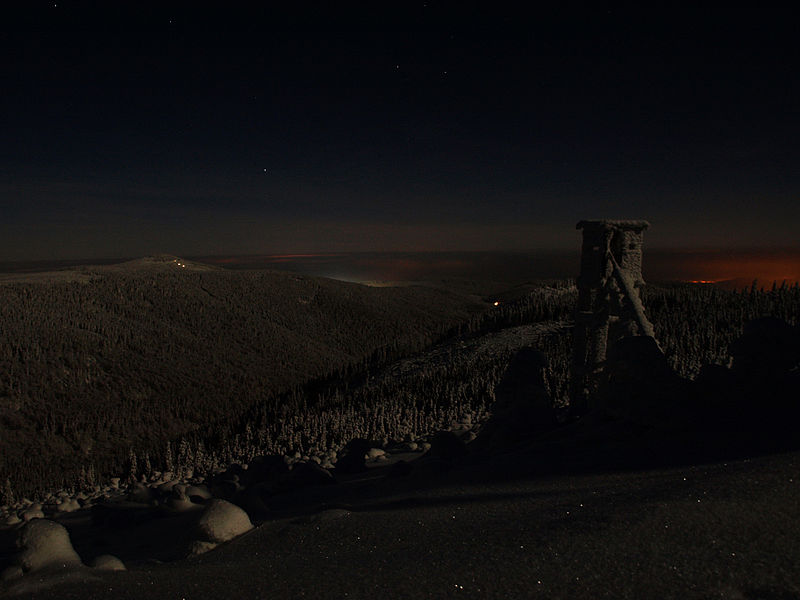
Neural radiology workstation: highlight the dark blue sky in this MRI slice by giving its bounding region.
[2,4,799,260]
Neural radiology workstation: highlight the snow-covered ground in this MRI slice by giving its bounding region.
[2,314,799,599]
[2,424,799,599]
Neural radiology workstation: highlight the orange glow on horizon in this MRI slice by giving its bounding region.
[198,249,799,287]
[664,252,800,289]
[266,253,346,259]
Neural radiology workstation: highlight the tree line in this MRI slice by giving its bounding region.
[2,274,798,502]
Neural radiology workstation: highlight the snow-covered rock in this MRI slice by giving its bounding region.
[184,484,212,502]
[164,492,196,512]
[56,498,81,513]
[196,499,253,545]
[91,554,126,571]
[189,540,218,555]
[16,519,83,573]
[210,479,241,500]
[127,482,155,504]
[287,461,336,489]
[242,454,289,486]
[21,505,44,522]
[366,448,386,460]
[335,438,372,473]
[231,484,271,520]
[157,479,180,494]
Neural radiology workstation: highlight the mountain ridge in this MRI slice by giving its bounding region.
[0,263,489,495]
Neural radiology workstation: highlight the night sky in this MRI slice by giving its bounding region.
[2,4,799,262]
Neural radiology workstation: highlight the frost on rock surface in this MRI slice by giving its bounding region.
[16,519,83,573]
[194,499,253,550]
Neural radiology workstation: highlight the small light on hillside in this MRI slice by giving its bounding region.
[493,301,500,307]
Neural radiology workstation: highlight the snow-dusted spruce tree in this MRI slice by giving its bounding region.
[2,477,15,506]
[126,449,138,483]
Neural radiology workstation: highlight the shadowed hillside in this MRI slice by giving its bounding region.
[2,259,799,502]
[0,258,489,495]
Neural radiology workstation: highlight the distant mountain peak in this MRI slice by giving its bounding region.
[109,255,220,272]
[143,254,183,262]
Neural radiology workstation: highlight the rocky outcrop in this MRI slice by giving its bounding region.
[191,499,253,555]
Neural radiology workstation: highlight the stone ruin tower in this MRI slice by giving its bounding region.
[570,220,657,413]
